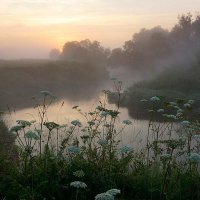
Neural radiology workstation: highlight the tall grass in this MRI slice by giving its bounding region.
[0,85,200,200]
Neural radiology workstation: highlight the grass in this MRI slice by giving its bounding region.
[0,86,200,200]
[109,64,200,120]
[0,59,109,110]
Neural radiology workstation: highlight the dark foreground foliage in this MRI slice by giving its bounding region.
[0,89,200,200]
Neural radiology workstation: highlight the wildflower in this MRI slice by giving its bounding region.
[73,170,85,178]
[150,96,160,101]
[106,189,120,196]
[101,111,110,117]
[16,120,31,128]
[59,124,67,128]
[160,153,171,160]
[95,193,114,200]
[188,100,194,104]
[87,121,95,126]
[184,103,191,109]
[43,122,59,131]
[81,135,90,143]
[98,139,108,146]
[35,129,42,136]
[104,124,110,128]
[157,109,164,113]
[122,120,132,125]
[71,120,81,127]
[10,125,23,132]
[177,108,183,113]
[140,99,148,102]
[70,181,87,189]
[72,105,79,109]
[176,112,183,119]
[110,77,117,81]
[188,153,200,163]
[40,90,53,97]
[148,109,155,113]
[193,135,200,140]
[25,131,39,140]
[120,145,133,153]
[67,146,81,154]
[181,121,190,127]
[162,114,176,120]
[169,102,177,106]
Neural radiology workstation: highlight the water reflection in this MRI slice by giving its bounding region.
[5,96,153,148]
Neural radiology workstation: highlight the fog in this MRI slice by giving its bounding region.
[0,14,200,116]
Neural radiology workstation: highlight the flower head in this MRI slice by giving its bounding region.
[106,189,120,196]
[101,111,110,117]
[73,170,85,178]
[16,120,31,128]
[87,121,95,126]
[150,96,160,101]
[188,153,200,163]
[160,153,171,160]
[95,193,114,200]
[70,181,87,189]
[67,146,81,154]
[157,109,164,113]
[181,121,190,127]
[120,145,133,153]
[98,139,108,146]
[25,131,39,140]
[184,103,191,109]
[122,120,132,125]
[10,125,23,132]
[43,122,59,131]
[71,120,82,127]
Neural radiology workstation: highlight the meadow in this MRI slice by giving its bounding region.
[0,84,200,200]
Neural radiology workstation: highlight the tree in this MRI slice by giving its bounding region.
[60,39,110,65]
[49,48,61,60]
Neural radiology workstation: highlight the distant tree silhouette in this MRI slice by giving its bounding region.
[60,39,110,65]
[49,48,61,60]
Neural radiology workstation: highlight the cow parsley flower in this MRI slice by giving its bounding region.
[188,153,200,163]
[67,146,81,154]
[73,170,85,178]
[193,135,200,140]
[169,102,177,106]
[184,103,191,109]
[16,120,31,128]
[87,121,95,126]
[101,111,110,117]
[120,145,133,153]
[106,189,120,196]
[140,99,148,102]
[160,153,171,160]
[43,122,59,131]
[157,109,164,113]
[40,90,53,97]
[95,193,114,200]
[10,125,23,132]
[98,139,108,146]
[188,100,194,104]
[162,114,176,120]
[70,181,87,189]
[150,96,160,101]
[181,121,190,127]
[71,120,82,127]
[122,120,132,125]
[25,131,39,140]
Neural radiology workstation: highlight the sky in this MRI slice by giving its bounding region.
[0,0,200,59]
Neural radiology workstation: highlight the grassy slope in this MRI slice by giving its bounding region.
[0,60,109,110]
[113,64,200,119]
